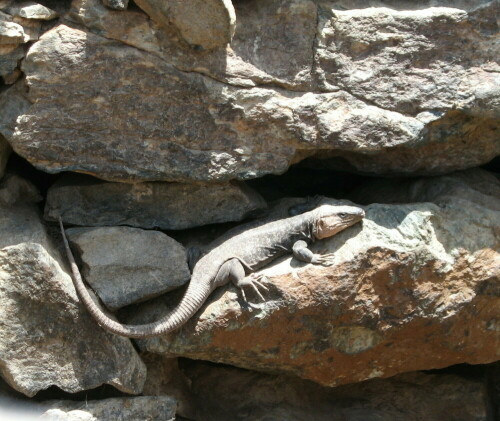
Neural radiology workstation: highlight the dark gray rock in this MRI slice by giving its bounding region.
[184,361,490,421]
[66,226,191,310]
[45,174,267,230]
[0,136,10,179]
[0,176,146,397]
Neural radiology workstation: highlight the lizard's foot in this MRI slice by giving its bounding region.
[235,273,269,304]
[312,253,337,266]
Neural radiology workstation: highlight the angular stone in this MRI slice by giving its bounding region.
[0,177,146,397]
[0,80,31,137]
[315,4,500,117]
[0,20,24,44]
[130,170,500,387]
[184,361,490,421]
[134,0,235,50]
[0,43,24,80]
[6,18,497,181]
[45,174,267,230]
[141,354,195,419]
[5,1,58,20]
[102,0,128,10]
[39,396,177,420]
[0,173,40,205]
[66,226,191,310]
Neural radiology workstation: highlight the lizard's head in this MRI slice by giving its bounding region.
[313,204,365,240]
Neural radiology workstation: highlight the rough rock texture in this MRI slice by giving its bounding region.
[45,174,267,229]
[134,0,236,50]
[2,0,497,182]
[4,2,58,20]
[0,176,146,397]
[141,354,195,419]
[130,170,500,387]
[0,136,10,179]
[66,226,191,310]
[184,361,491,421]
[102,0,128,10]
[39,396,177,421]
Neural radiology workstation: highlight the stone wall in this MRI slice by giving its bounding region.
[0,0,498,420]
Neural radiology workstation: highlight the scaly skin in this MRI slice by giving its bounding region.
[60,202,364,338]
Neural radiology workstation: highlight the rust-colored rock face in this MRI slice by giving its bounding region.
[131,170,500,386]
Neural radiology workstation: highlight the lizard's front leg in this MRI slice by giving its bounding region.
[292,240,337,266]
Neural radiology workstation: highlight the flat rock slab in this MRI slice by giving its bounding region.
[184,361,490,421]
[129,170,500,387]
[4,4,498,181]
[135,0,235,50]
[44,174,266,229]
[66,226,191,310]
[0,176,146,397]
[39,396,177,421]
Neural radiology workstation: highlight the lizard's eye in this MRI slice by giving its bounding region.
[339,212,347,218]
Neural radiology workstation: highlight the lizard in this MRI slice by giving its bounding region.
[59,201,365,338]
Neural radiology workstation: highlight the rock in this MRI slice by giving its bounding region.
[141,354,195,419]
[129,170,500,387]
[183,361,490,421]
[134,0,236,50]
[102,0,128,10]
[39,396,177,420]
[44,174,267,230]
[65,226,191,310]
[0,136,10,179]
[0,176,146,397]
[6,12,498,181]
[0,172,41,205]
[4,1,58,20]
[0,44,24,81]
[0,20,25,44]
[0,80,31,137]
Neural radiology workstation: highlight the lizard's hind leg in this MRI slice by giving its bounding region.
[222,258,269,307]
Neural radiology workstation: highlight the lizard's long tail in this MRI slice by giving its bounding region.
[59,218,211,338]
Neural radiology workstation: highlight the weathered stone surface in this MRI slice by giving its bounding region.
[0,19,24,44]
[0,173,40,204]
[141,354,195,419]
[0,177,146,397]
[6,3,498,181]
[102,0,128,11]
[0,43,24,80]
[184,361,490,421]
[4,1,58,20]
[66,226,191,310]
[130,170,500,387]
[135,0,235,50]
[39,396,177,421]
[45,174,267,229]
[0,80,30,136]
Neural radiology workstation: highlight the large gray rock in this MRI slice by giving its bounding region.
[134,0,236,50]
[45,174,266,229]
[66,226,191,310]
[3,0,497,182]
[183,361,490,421]
[129,170,500,387]
[0,176,146,397]
[39,396,177,421]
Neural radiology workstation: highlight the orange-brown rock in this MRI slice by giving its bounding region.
[130,170,500,387]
